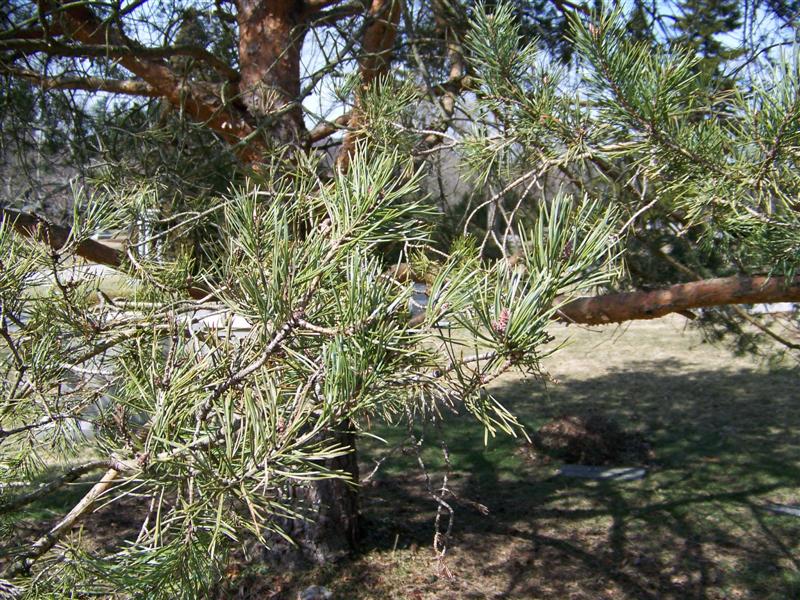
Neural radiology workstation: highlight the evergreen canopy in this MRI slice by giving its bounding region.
[0,0,799,597]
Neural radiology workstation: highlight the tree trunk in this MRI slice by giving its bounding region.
[235,0,361,563]
[236,0,306,148]
[269,425,360,565]
[303,429,360,562]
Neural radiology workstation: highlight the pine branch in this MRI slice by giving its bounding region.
[4,468,121,578]
[302,0,351,14]
[0,67,160,96]
[398,264,800,326]
[549,0,590,16]
[557,275,800,325]
[307,113,352,144]
[9,206,798,329]
[304,0,366,19]
[336,0,401,169]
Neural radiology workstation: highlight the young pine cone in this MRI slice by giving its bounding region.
[492,307,510,335]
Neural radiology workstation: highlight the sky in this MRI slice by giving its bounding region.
[8,0,799,136]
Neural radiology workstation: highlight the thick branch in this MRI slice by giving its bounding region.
[307,112,352,143]
[2,67,159,96]
[10,210,797,327]
[0,39,240,83]
[310,2,367,23]
[5,468,120,578]
[395,260,800,327]
[359,0,401,76]
[549,0,591,16]
[3,208,124,267]
[54,2,264,162]
[558,276,800,325]
[0,24,65,40]
[1,208,210,300]
[302,0,354,14]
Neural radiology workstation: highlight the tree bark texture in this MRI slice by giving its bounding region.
[557,275,800,325]
[269,426,360,565]
[236,0,307,146]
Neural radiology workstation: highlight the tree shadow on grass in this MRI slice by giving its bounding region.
[301,362,800,599]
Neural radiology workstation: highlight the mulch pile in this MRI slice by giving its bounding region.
[523,414,654,466]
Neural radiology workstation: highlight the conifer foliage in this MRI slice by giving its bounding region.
[0,0,799,596]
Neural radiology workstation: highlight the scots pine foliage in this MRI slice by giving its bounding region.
[0,140,617,596]
[461,4,800,354]
[1,2,800,597]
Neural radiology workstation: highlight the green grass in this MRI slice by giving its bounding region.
[294,317,800,599]
[5,317,800,598]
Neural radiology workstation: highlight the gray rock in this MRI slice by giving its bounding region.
[557,465,647,481]
[299,585,333,600]
[762,503,800,517]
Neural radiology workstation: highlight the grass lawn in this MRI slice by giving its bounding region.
[278,316,800,599]
[5,316,800,598]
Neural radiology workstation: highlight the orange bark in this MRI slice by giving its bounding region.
[557,276,800,325]
[57,2,264,162]
[236,0,307,144]
[336,0,401,170]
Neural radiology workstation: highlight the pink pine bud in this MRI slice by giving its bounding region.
[492,307,510,335]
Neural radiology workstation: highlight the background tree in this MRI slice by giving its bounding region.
[1,0,800,597]
[672,0,744,80]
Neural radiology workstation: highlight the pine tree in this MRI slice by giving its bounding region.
[1,1,799,596]
[672,0,745,81]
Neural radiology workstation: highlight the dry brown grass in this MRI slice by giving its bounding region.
[7,317,800,598]
[268,317,800,599]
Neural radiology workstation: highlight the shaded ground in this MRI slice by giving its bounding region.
[269,317,800,599]
[6,317,800,598]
